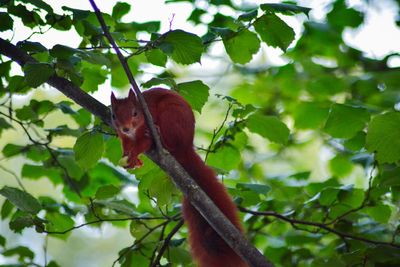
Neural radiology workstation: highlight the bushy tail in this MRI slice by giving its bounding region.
[175,149,248,267]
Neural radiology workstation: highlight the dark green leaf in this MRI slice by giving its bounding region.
[223,29,260,64]
[254,14,295,51]
[17,41,47,53]
[0,234,5,247]
[237,183,271,195]
[142,77,176,89]
[260,3,311,16]
[366,112,400,164]
[0,186,41,214]
[0,12,14,31]
[23,62,54,87]
[177,80,210,113]
[238,9,258,21]
[23,0,53,13]
[73,131,104,169]
[1,199,14,219]
[246,113,290,144]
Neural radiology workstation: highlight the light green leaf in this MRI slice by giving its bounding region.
[364,204,392,223]
[254,14,295,51]
[223,29,260,64]
[207,146,241,171]
[145,49,167,67]
[246,113,290,144]
[95,185,120,200]
[324,104,370,138]
[159,30,203,65]
[23,62,55,87]
[177,80,210,113]
[73,131,104,169]
[0,186,41,214]
[366,112,400,164]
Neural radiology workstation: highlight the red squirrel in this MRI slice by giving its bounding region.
[111,88,248,267]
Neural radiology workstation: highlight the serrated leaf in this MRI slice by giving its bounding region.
[260,3,311,16]
[45,212,74,237]
[159,30,203,65]
[246,113,290,144]
[223,29,260,64]
[0,186,41,214]
[23,62,54,87]
[254,14,295,51]
[324,104,370,139]
[177,80,209,113]
[366,112,400,164]
[73,131,104,169]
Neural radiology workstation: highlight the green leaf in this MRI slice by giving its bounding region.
[3,246,34,260]
[23,62,55,88]
[58,155,84,180]
[0,12,13,31]
[223,29,260,64]
[254,14,295,51]
[45,212,74,237]
[0,234,5,247]
[236,183,271,195]
[159,30,204,65]
[142,77,176,89]
[246,113,290,144]
[112,2,131,20]
[0,186,41,214]
[344,131,366,151]
[324,104,370,139]
[2,144,25,158]
[364,204,391,223]
[17,40,47,53]
[9,213,35,232]
[319,188,339,206]
[329,155,353,177]
[23,0,53,14]
[73,131,104,169]
[207,146,241,171]
[0,117,12,136]
[1,199,14,219]
[21,164,61,181]
[95,185,120,199]
[177,80,210,113]
[366,112,400,164]
[145,49,167,67]
[293,102,330,129]
[260,3,311,16]
[238,9,258,21]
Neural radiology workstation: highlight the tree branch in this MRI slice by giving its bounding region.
[0,34,273,267]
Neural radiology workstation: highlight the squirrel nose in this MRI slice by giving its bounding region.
[122,127,130,133]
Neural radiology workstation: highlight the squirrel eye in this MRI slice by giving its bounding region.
[111,113,116,120]
[133,111,138,117]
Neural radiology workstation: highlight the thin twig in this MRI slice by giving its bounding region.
[151,219,184,267]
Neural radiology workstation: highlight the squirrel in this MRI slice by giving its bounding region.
[111,88,248,267]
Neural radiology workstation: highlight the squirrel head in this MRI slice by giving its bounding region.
[110,89,144,138]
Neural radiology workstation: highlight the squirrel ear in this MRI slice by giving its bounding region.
[128,89,136,101]
[111,92,117,106]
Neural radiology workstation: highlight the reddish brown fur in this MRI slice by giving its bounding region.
[111,88,248,267]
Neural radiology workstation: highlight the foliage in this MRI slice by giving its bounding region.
[1,0,400,266]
